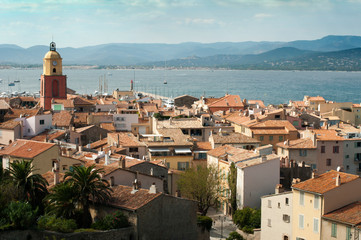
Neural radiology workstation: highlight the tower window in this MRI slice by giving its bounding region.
[53,68,56,73]
[52,79,59,97]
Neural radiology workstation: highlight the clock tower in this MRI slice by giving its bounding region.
[40,42,67,110]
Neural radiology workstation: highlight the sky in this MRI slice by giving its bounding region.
[1,0,361,48]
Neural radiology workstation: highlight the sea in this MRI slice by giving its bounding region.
[0,68,361,105]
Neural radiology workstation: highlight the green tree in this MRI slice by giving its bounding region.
[233,207,261,233]
[64,165,112,228]
[178,166,221,216]
[45,182,79,219]
[8,160,48,209]
[228,162,237,215]
[226,231,244,240]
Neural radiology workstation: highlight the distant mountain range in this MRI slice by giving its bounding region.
[2,35,361,70]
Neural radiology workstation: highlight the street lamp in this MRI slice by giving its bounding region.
[219,215,226,239]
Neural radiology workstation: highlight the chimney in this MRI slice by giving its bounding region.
[52,162,60,185]
[336,174,341,186]
[312,170,318,179]
[78,145,82,153]
[149,182,157,194]
[104,153,109,166]
[275,184,284,194]
[261,155,267,162]
[117,134,120,147]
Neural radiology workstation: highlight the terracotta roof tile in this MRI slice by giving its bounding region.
[107,185,162,210]
[212,132,260,144]
[100,123,116,132]
[53,111,73,127]
[0,119,21,130]
[0,139,56,159]
[323,202,361,225]
[207,95,244,108]
[313,129,345,141]
[276,138,316,149]
[195,141,212,151]
[31,129,66,142]
[293,170,359,194]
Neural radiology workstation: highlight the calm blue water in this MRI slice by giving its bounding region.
[0,68,360,105]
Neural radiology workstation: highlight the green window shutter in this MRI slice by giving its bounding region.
[346,226,351,240]
[186,162,189,169]
[177,162,181,170]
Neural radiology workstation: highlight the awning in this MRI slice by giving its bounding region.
[193,150,208,153]
[174,148,192,154]
[149,148,170,152]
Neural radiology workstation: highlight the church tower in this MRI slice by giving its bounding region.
[40,42,67,110]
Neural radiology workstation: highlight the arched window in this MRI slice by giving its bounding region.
[53,68,56,73]
[52,79,59,97]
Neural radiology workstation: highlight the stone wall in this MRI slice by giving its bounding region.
[0,228,134,240]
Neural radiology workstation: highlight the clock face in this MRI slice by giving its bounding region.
[52,61,57,66]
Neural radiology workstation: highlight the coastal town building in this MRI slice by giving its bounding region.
[261,189,293,240]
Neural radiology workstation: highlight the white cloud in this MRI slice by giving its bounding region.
[254,13,273,19]
[181,18,217,25]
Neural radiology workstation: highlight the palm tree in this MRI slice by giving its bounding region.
[8,160,48,208]
[45,182,78,219]
[64,165,112,228]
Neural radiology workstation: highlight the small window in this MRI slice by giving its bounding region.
[53,68,56,73]
[333,146,339,153]
[326,158,332,166]
[300,192,304,206]
[268,200,272,208]
[40,119,45,125]
[279,136,283,142]
[267,219,271,227]
[331,223,337,237]
[283,214,290,223]
[299,215,304,229]
[278,202,281,208]
[269,136,273,141]
[346,155,349,159]
[321,146,326,153]
[314,195,319,209]
[260,136,264,141]
[299,149,307,157]
[313,218,319,233]
[285,198,289,205]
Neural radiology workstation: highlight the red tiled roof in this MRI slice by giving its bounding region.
[0,139,56,159]
[0,119,21,130]
[195,141,212,151]
[276,138,316,149]
[107,185,162,210]
[208,95,244,108]
[313,129,344,141]
[31,129,66,142]
[53,111,73,127]
[293,170,359,194]
[323,202,361,225]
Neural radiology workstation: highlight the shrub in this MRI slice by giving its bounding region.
[91,211,129,230]
[37,215,77,233]
[232,207,260,234]
[226,231,244,240]
[7,201,38,229]
[197,215,213,231]
[242,225,254,234]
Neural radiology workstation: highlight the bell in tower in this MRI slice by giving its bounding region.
[50,42,56,51]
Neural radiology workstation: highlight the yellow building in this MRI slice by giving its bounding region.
[1,139,84,174]
[292,170,361,240]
